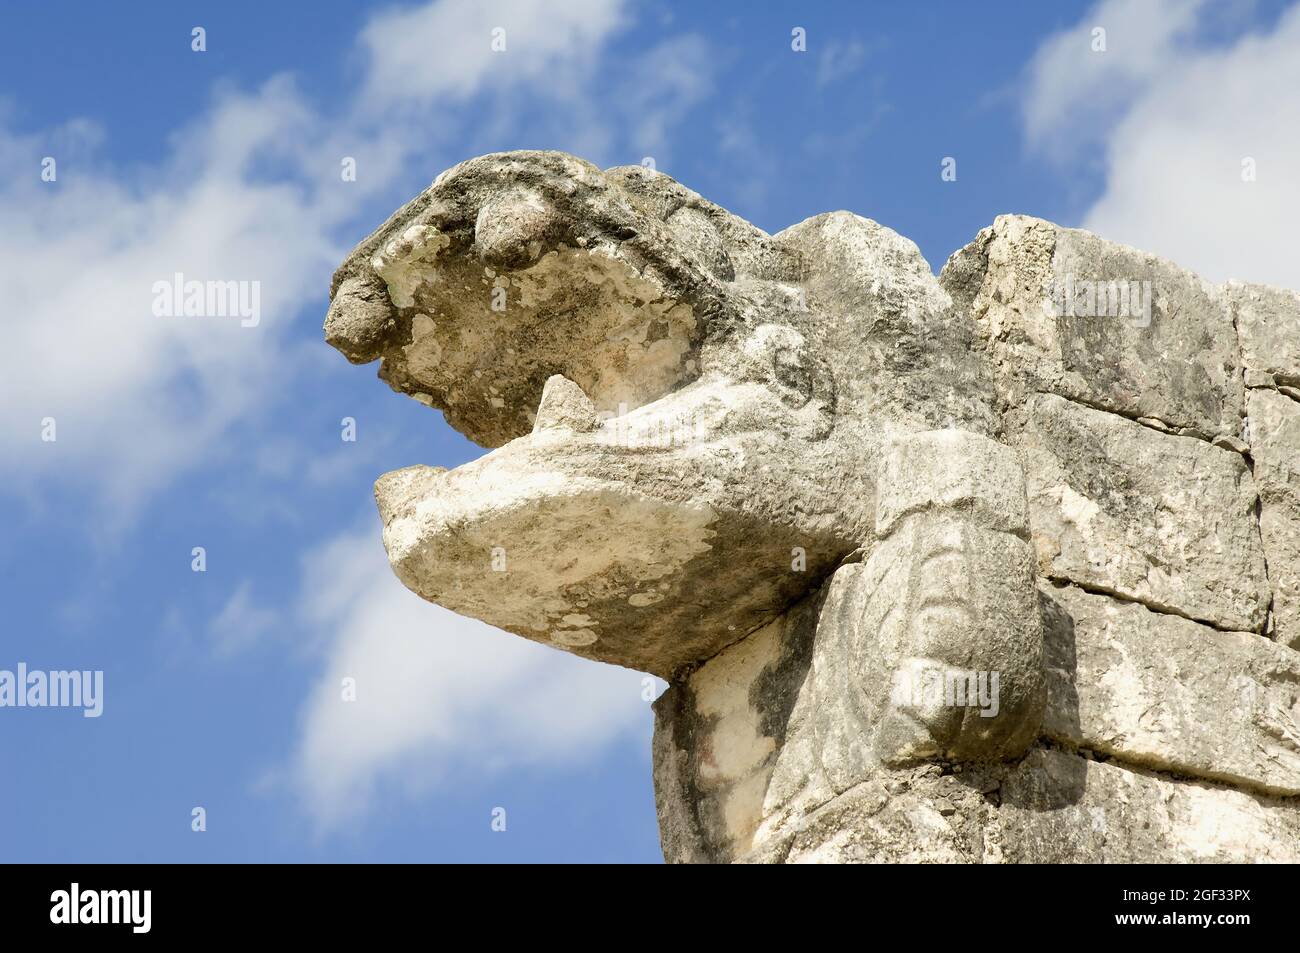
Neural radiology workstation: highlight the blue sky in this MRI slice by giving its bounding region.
[2,0,1298,862]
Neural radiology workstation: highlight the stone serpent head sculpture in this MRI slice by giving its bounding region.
[325,150,1048,825]
[328,152,1300,864]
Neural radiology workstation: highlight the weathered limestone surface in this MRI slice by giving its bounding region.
[942,214,1244,440]
[1008,392,1270,633]
[742,748,1300,864]
[653,580,824,863]
[816,431,1045,774]
[997,747,1300,864]
[655,429,1044,861]
[327,150,1300,863]
[657,534,1300,863]
[1247,387,1300,649]
[1229,281,1300,388]
[1041,583,1300,796]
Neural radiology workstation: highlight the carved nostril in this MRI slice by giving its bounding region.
[325,275,396,364]
[475,191,558,270]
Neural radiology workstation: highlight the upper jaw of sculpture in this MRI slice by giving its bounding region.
[325,150,749,450]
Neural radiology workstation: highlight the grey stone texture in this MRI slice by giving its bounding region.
[327,151,1300,863]
[942,214,1244,440]
[1040,583,1300,797]
[1007,391,1269,633]
[1246,386,1300,649]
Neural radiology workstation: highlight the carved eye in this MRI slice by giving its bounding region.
[740,324,836,437]
[772,346,813,408]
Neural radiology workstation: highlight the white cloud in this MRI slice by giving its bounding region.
[816,38,869,88]
[0,77,340,510]
[358,0,627,110]
[290,524,652,830]
[1024,0,1300,289]
[1022,0,1209,156]
[210,580,281,658]
[618,35,713,162]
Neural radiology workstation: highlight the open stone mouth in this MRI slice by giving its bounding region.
[379,239,708,450]
[371,350,854,678]
[324,151,872,677]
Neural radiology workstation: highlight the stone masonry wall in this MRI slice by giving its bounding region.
[653,215,1300,863]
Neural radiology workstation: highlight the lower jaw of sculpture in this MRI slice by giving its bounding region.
[371,414,856,676]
